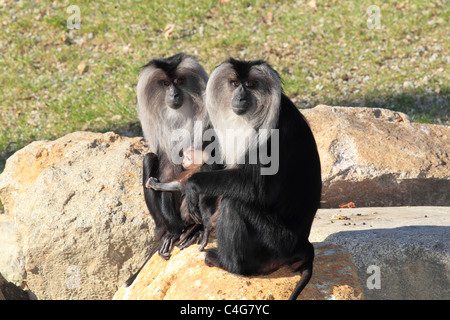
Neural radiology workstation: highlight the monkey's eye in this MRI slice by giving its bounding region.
[162,80,171,87]
[245,80,256,88]
[230,81,241,87]
[174,78,183,85]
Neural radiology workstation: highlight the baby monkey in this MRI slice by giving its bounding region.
[146,148,208,192]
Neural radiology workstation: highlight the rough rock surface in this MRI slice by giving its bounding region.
[0,131,155,299]
[113,242,363,300]
[310,206,450,242]
[324,225,449,300]
[0,216,24,286]
[310,206,450,299]
[1,106,449,300]
[302,105,450,207]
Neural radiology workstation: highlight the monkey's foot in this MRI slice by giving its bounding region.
[145,177,160,189]
[178,224,203,250]
[158,233,179,259]
[198,228,210,251]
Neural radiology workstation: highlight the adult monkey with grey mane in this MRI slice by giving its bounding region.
[184,58,322,300]
[125,53,209,287]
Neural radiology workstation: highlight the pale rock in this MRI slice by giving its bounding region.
[1,105,449,300]
[0,131,155,299]
[302,105,450,207]
[113,243,363,300]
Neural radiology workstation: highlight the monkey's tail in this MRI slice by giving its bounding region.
[288,262,313,300]
[124,242,161,287]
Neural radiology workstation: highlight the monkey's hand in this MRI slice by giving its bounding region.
[184,175,202,224]
[145,177,160,190]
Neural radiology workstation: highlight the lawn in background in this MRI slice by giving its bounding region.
[0,0,448,177]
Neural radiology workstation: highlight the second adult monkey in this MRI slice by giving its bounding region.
[125,53,210,287]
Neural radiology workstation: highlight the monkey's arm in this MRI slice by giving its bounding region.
[146,177,183,192]
[186,168,258,201]
[184,167,259,218]
[146,165,203,192]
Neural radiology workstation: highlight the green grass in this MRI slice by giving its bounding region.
[0,0,449,178]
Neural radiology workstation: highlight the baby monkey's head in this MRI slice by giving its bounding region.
[182,148,209,169]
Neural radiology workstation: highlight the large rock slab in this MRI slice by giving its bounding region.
[113,242,363,300]
[1,105,449,299]
[0,131,155,299]
[302,105,450,207]
[324,225,449,300]
[310,206,450,242]
[310,206,450,299]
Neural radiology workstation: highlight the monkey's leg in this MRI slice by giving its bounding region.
[204,248,221,268]
[143,153,167,240]
[157,191,184,257]
[176,199,204,251]
[178,224,202,249]
[124,153,167,286]
[197,196,219,251]
[207,200,270,276]
[143,153,182,259]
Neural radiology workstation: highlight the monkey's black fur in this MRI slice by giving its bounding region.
[142,53,185,78]
[227,58,267,79]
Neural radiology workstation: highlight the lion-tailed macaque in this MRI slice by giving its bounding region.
[124,53,210,287]
[184,58,322,300]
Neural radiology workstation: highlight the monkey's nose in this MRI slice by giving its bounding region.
[167,94,183,109]
[232,98,248,115]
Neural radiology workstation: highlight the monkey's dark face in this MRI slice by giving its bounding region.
[162,78,184,110]
[229,79,257,115]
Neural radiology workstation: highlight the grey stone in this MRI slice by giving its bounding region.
[324,225,450,299]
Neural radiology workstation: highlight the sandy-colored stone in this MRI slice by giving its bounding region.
[302,105,450,207]
[310,206,450,243]
[0,131,155,300]
[113,242,363,300]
